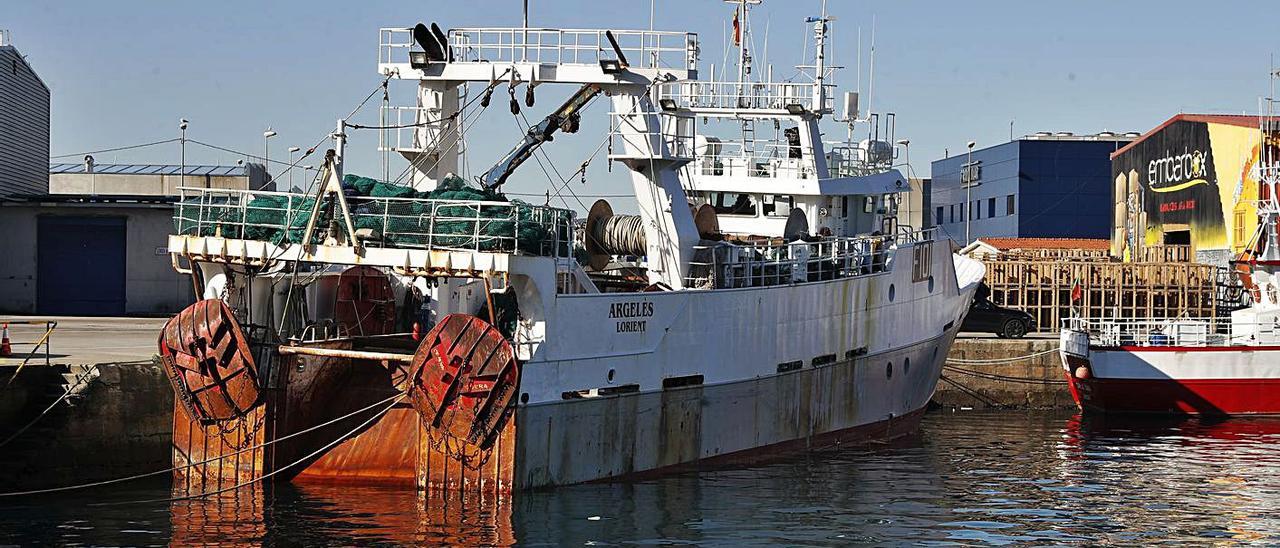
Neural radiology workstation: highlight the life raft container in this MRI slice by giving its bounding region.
[408,313,519,457]
[157,299,262,422]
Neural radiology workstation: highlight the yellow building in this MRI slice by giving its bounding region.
[1112,114,1279,265]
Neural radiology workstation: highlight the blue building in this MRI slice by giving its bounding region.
[930,133,1135,244]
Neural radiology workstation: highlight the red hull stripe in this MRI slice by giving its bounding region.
[1091,345,1280,353]
[1065,372,1280,415]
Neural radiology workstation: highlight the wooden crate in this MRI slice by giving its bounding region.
[983,259,1219,333]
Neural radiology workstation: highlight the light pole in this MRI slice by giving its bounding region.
[965,140,976,243]
[179,118,188,189]
[288,146,301,190]
[263,128,278,188]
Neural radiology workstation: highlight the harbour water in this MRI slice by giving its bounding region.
[2,409,1278,545]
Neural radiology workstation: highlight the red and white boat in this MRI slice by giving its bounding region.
[1060,121,1280,416]
[1059,316,1280,415]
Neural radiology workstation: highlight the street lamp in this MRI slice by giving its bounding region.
[179,118,188,189]
[288,146,301,190]
[965,140,976,244]
[263,128,278,188]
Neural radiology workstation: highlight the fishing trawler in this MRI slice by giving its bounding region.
[1059,118,1280,416]
[158,4,984,495]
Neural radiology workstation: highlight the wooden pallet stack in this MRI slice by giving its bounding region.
[983,259,1219,333]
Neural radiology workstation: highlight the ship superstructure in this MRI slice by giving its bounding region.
[158,5,984,495]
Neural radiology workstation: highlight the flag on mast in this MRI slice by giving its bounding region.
[732,9,740,46]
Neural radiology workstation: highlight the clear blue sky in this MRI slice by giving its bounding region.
[6,0,1276,210]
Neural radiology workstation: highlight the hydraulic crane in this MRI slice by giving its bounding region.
[480,83,602,190]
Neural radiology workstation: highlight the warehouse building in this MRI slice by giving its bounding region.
[1111,114,1279,266]
[931,133,1135,244]
[0,162,267,315]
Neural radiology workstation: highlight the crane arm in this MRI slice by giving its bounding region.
[482,83,602,190]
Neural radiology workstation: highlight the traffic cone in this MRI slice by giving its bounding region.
[0,323,11,357]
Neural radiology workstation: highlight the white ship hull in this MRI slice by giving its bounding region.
[511,242,981,487]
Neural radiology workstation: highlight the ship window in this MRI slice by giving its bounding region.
[935,206,943,226]
[762,195,794,217]
[1006,194,1016,216]
[710,192,757,216]
[988,197,996,218]
[863,196,874,214]
[842,196,850,218]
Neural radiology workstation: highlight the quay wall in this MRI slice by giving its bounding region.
[931,337,1073,409]
[0,361,173,490]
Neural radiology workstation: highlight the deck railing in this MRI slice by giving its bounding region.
[1062,316,1280,347]
[685,228,935,289]
[173,187,576,258]
[380,27,698,70]
[660,81,835,113]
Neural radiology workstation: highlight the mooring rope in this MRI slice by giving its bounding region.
[945,346,1060,365]
[938,374,1001,408]
[91,393,406,506]
[0,391,406,498]
[0,362,103,449]
[942,364,1068,385]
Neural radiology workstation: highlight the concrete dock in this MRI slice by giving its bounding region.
[0,316,172,490]
[932,334,1072,409]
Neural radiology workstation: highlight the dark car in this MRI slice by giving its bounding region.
[961,299,1036,338]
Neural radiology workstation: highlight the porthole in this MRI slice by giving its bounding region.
[904,357,911,375]
[608,368,616,382]
[886,362,893,379]
[888,284,896,302]
[928,276,935,293]
[520,392,529,404]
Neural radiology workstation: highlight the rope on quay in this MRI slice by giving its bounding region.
[91,393,406,506]
[942,364,1068,385]
[0,391,406,498]
[938,374,1001,408]
[0,363,103,450]
[945,346,1061,365]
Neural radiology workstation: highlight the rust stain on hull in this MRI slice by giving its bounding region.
[171,333,517,496]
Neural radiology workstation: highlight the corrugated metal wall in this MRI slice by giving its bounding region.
[0,45,51,198]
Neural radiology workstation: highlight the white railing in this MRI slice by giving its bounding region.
[377,105,456,153]
[659,81,835,113]
[693,140,816,180]
[380,27,698,70]
[685,228,935,289]
[608,111,695,161]
[174,187,576,258]
[1062,317,1280,347]
[826,143,895,178]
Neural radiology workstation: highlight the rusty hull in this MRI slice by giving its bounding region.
[170,337,516,495]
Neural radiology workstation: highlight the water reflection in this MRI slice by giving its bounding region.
[2,410,1279,545]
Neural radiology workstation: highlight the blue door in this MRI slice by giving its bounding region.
[37,216,127,316]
